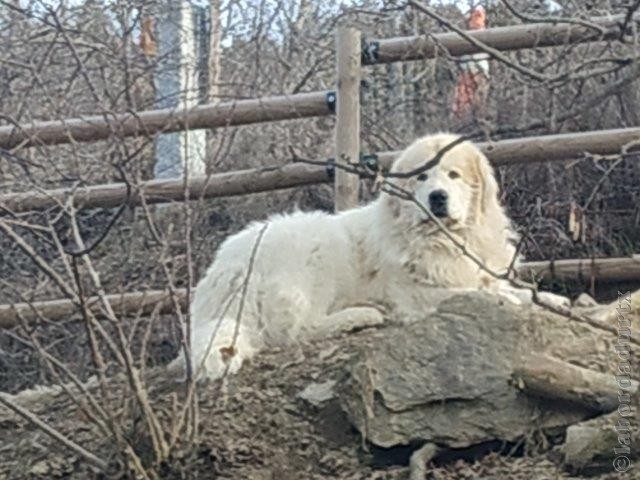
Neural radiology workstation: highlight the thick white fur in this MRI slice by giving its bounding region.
[188,134,537,379]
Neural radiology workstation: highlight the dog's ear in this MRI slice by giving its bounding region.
[473,150,500,215]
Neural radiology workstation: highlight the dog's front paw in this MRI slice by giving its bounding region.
[496,284,530,305]
[498,291,524,306]
[322,306,387,337]
[536,291,571,310]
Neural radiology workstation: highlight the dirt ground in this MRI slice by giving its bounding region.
[1,311,637,480]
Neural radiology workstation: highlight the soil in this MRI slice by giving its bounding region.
[1,314,637,480]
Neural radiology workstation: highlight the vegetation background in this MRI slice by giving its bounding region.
[0,1,638,477]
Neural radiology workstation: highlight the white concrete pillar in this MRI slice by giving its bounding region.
[154,0,206,179]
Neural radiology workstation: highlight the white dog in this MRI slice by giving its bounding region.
[187,133,531,379]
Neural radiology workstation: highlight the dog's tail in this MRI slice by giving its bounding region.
[170,223,266,380]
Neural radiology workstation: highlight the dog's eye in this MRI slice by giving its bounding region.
[448,170,461,179]
[416,173,428,181]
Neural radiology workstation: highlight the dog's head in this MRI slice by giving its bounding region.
[384,133,499,229]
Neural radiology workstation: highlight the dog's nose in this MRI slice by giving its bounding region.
[428,190,448,218]
[429,190,448,206]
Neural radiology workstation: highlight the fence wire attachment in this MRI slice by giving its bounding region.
[325,91,337,113]
[326,158,336,180]
[359,153,379,173]
[361,39,379,64]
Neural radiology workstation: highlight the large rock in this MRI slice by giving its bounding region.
[340,292,634,450]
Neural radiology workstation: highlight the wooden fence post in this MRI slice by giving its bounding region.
[334,26,362,212]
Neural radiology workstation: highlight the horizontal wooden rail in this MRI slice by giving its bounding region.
[1,256,638,328]
[0,91,333,149]
[0,289,187,329]
[2,127,639,214]
[0,163,329,213]
[521,255,640,283]
[367,14,636,65]
[480,126,640,166]
[377,126,640,168]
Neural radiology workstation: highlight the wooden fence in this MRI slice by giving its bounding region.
[0,15,632,149]
[0,91,333,149]
[2,126,639,214]
[1,256,638,329]
[367,14,630,64]
[1,13,639,326]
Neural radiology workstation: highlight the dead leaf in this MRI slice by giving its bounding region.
[219,346,235,363]
[140,18,156,57]
[568,201,584,243]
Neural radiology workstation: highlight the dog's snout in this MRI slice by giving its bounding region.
[428,189,448,218]
[429,190,448,206]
